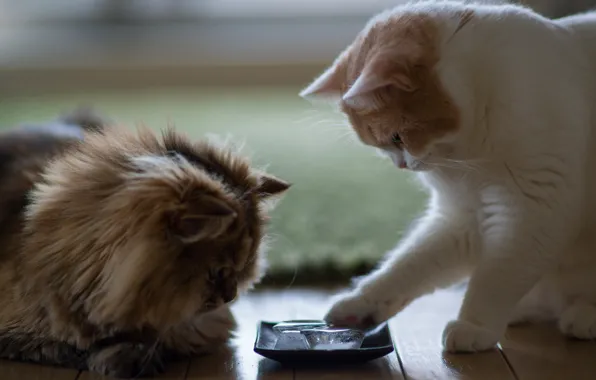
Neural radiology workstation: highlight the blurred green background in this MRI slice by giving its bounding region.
[0,87,427,285]
[1,0,580,286]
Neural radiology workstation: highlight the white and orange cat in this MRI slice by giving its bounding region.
[301,0,596,352]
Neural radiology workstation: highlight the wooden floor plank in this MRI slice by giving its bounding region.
[0,360,79,380]
[501,322,596,380]
[293,356,404,380]
[391,288,516,380]
[78,358,189,380]
[9,287,596,379]
[186,344,289,380]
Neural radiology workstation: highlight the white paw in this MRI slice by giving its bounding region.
[196,305,237,342]
[161,306,236,356]
[324,291,382,327]
[559,303,596,340]
[442,319,499,353]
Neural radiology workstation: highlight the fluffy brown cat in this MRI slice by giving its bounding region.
[0,109,290,377]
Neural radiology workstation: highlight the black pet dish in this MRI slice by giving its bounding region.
[253,320,394,364]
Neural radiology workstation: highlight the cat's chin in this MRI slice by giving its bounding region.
[384,149,431,172]
[394,159,430,172]
[408,162,432,172]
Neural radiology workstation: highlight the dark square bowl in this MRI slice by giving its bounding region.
[253,320,394,365]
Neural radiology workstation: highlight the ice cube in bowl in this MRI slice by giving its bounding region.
[301,327,364,350]
[274,330,311,350]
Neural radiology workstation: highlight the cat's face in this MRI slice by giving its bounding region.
[23,127,290,331]
[300,8,474,171]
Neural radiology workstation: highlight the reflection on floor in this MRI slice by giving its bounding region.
[1,287,595,379]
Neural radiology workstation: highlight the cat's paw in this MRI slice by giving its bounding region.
[197,305,236,343]
[442,319,499,353]
[559,303,596,340]
[87,342,165,378]
[324,291,378,327]
[324,291,389,327]
[161,306,236,356]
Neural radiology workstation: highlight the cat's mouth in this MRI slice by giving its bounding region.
[387,151,408,169]
[394,158,408,169]
[386,150,432,172]
[202,302,223,312]
[202,296,236,312]
[202,285,238,311]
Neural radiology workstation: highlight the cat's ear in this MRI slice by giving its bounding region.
[171,195,237,242]
[255,173,291,200]
[343,54,417,108]
[299,65,342,101]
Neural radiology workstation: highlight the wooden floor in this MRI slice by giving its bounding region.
[1,287,596,379]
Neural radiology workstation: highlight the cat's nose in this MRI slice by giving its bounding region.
[210,270,238,304]
[221,280,237,303]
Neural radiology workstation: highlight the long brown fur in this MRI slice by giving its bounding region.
[0,109,290,377]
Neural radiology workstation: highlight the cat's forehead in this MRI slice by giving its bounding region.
[341,12,440,83]
[332,8,467,157]
[159,133,255,196]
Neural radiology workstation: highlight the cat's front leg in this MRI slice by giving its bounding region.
[325,207,478,327]
[443,186,574,353]
[161,305,236,356]
[87,341,165,378]
[0,332,88,370]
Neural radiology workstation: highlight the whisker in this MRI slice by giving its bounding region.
[296,116,334,126]
[134,338,162,379]
[420,157,485,173]
[335,129,358,144]
[284,264,299,290]
[305,119,347,130]
[443,158,487,171]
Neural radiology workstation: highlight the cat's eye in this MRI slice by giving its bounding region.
[166,150,180,159]
[211,268,232,283]
[391,133,402,144]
